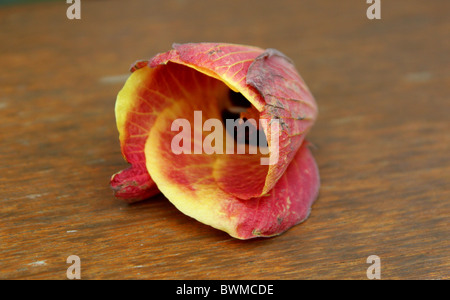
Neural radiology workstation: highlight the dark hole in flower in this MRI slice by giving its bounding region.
[229,90,252,108]
[221,90,268,148]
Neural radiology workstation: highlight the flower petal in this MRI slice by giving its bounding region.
[246,48,318,196]
[146,119,319,239]
[110,163,159,203]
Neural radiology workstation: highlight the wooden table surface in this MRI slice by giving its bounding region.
[1,0,449,280]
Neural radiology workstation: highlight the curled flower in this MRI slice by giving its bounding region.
[110,42,320,239]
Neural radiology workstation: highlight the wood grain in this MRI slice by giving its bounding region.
[0,0,448,279]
